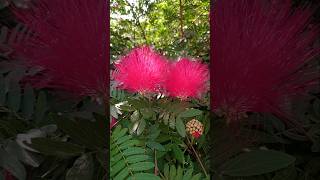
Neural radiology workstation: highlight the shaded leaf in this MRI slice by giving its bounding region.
[55,116,105,149]
[137,119,146,135]
[0,75,6,105]
[35,91,47,123]
[146,141,166,151]
[220,150,295,176]
[180,109,202,118]
[7,80,21,112]
[127,173,160,180]
[176,117,186,137]
[21,85,34,119]
[131,162,154,171]
[66,154,94,180]
[0,148,26,180]
[6,140,40,167]
[26,138,85,157]
[172,144,184,164]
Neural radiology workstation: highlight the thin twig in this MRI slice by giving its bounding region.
[186,136,208,177]
[154,149,159,175]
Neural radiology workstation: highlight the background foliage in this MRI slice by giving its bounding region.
[110,0,210,63]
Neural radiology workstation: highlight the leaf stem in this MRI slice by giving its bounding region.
[186,136,208,177]
[154,149,159,175]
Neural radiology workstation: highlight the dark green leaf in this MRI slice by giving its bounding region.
[169,165,176,179]
[183,168,193,180]
[130,110,140,122]
[172,144,184,164]
[110,160,125,177]
[127,154,150,164]
[164,163,169,178]
[35,91,47,123]
[55,117,106,149]
[5,140,40,167]
[131,162,154,171]
[114,168,129,180]
[176,117,186,137]
[137,119,146,135]
[21,85,35,119]
[66,154,94,180]
[190,173,202,180]
[26,138,85,157]
[0,75,6,105]
[146,141,166,151]
[220,150,295,176]
[273,166,297,180]
[7,80,21,112]
[180,109,202,118]
[127,173,160,180]
[122,147,146,156]
[169,114,176,129]
[0,148,26,180]
[140,108,153,119]
[176,166,183,180]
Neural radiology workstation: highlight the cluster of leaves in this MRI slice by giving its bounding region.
[208,93,320,180]
[0,68,108,179]
[111,87,320,180]
[0,20,107,180]
[110,126,158,179]
[110,79,211,179]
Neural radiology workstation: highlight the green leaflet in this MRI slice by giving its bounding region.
[110,126,159,180]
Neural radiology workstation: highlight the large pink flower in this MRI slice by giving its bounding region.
[165,58,209,99]
[211,0,320,121]
[12,0,108,98]
[113,46,168,93]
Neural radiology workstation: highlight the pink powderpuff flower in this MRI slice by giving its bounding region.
[11,0,108,98]
[113,46,169,94]
[165,58,209,99]
[211,0,320,122]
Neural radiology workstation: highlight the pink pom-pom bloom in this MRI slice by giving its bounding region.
[12,0,108,98]
[113,46,168,94]
[165,58,209,99]
[211,0,320,121]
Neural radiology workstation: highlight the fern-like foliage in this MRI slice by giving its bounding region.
[162,164,207,180]
[110,125,160,180]
[110,81,126,102]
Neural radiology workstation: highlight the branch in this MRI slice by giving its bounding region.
[179,0,184,39]
[186,136,208,177]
